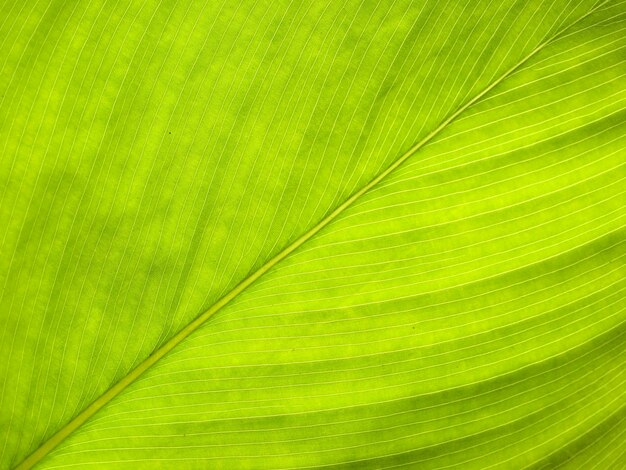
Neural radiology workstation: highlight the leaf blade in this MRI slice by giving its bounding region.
[1,0,625,468]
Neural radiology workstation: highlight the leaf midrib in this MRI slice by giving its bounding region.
[15,3,608,468]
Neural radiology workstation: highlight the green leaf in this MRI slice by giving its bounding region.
[1,0,625,468]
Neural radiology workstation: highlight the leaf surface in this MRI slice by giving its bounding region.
[1,0,625,468]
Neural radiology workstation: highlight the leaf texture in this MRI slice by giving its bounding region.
[1,0,625,468]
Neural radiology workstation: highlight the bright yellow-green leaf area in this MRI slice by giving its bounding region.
[1,0,625,468]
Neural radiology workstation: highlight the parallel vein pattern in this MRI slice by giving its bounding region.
[1,0,625,468]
